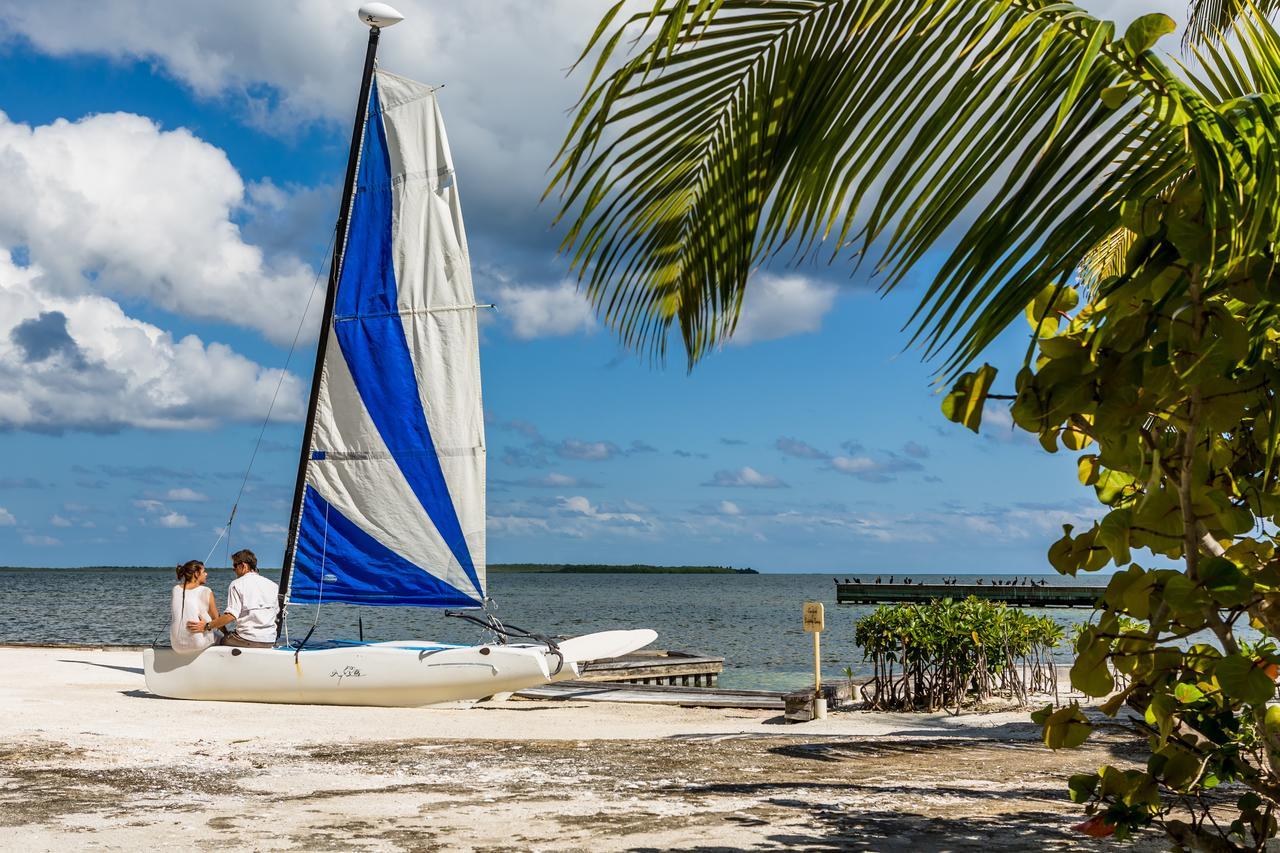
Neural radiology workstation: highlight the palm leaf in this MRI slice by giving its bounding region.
[1185,0,1280,49]
[549,0,1280,373]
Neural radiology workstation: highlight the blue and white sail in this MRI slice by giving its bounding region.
[286,69,486,608]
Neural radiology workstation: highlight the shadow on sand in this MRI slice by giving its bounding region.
[58,659,143,676]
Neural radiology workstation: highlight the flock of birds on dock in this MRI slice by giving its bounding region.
[832,576,1050,586]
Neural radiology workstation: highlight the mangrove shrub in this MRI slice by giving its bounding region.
[855,597,1062,713]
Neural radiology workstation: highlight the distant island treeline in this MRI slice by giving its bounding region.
[5,563,758,575]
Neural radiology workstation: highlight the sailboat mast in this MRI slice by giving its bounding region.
[277,21,386,637]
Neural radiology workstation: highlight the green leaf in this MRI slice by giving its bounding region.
[1163,573,1210,618]
[941,364,998,433]
[1144,690,1177,740]
[1124,14,1176,55]
[1048,525,1078,575]
[1025,284,1078,334]
[1265,705,1280,738]
[1150,744,1200,789]
[1071,641,1115,697]
[1198,556,1254,607]
[1094,469,1136,505]
[1096,508,1132,565]
[1100,82,1133,109]
[1174,682,1205,703]
[1214,654,1276,705]
[1078,455,1101,486]
[1043,702,1093,749]
[1068,772,1099,803]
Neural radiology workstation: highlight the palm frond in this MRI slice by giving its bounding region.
[549,0,1280,374]
[1185,0,1280,49]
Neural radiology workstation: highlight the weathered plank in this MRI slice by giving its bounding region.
[577,649,725,686]
[515,680,785,710]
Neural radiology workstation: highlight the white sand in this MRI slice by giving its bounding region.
[1,646,1157,851]
[1,646,1043,748]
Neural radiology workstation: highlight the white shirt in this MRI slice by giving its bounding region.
[169,584,217,654]
[225,572,280,643]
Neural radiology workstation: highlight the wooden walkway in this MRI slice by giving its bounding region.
[835,582,1105,608]
[515,681,785,710]
[578,649,724,687]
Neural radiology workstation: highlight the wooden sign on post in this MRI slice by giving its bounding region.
[802,601,825,633]
[803,601,824,693]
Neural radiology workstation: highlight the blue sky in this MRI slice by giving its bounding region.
[0,0,1183,571]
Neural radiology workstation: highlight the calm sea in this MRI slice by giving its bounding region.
[0,568,1105,691]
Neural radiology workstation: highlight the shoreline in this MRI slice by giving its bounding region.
[0,646,1162,850]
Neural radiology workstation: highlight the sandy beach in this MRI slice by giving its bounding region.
[1,646,1160,851]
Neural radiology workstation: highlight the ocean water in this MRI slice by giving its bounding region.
[0,568,1104,691]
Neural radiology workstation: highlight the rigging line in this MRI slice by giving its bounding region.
[444,610,565,676]
[205,229,337,564]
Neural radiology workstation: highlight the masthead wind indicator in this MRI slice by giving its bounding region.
[358,3,404,28]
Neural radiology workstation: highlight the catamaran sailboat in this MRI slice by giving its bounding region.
[143,4,656,706]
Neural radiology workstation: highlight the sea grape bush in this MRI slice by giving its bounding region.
[943,176,1280,848]
[854,597,1062,713]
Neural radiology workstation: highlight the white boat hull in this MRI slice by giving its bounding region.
[143,629,657,707]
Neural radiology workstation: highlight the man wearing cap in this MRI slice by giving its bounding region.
[187,549,279,648]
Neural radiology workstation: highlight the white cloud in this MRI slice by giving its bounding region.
[0,250,305,431]
[486,494,654,538]
[776,437,831,460]
[556,439,618,461]
[0,111,317,345]
[501,472,600,488]
[165,488,209,502]
[22,533,59,546]
[719,501,741,516]
[157,511,194,529]
[0,2,614,233]
[831,456,876,474]
[0,0,1189,280]
[49,514,72,528]
[252,522,287,536]
[0,507,14,526]
[727,274,838,345]
[495,281,596,340]
[558,495,651,527]
[702,466,788,489]
[133,498,195,529]
[829,452,925,483]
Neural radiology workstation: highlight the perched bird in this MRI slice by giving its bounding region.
[875,577,882,584]
[854,578,862,585]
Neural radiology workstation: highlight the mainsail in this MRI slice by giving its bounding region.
[281,69,486,610]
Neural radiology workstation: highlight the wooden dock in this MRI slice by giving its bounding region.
[578,649,724,687]
[516,681,784,710]
[835,582,1105,608]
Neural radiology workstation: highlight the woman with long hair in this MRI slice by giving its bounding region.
[170,560,219,654]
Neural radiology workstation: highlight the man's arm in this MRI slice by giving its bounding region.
[187,586,239,634]
[186,611,234,633]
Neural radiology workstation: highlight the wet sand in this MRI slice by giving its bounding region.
[1,646,1161,851]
